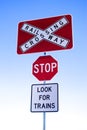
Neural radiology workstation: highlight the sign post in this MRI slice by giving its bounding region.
[43,52,46,130]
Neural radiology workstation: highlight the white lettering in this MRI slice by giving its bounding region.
[51,62,57,72]
[33,62,57,74]
[33,64,39,73]
[40,63,44,73]
[45,63,50,72]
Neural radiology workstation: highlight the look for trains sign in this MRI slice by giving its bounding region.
[31,83,58,112]
[17,14,73,54]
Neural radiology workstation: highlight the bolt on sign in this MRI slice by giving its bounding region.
[32,55,58,81]
[31,83,59,112]
[17,14,73,54]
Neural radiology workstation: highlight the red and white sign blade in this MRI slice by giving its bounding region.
[17,14,73,54]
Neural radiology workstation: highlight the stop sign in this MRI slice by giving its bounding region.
[32,55,58,81]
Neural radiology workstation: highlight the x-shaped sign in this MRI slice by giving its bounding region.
[20,17,69,52]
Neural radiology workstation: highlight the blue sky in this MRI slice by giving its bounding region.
[0,0,87,130]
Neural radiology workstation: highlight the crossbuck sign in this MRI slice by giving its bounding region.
[17,15,73,54]
[21,17,68,52]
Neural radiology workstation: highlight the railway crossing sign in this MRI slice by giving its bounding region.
[17,14,73,54]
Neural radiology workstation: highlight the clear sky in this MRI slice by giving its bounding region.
[0,0,87,130]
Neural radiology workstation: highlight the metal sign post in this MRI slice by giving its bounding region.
[43,112,46,130]
[43,52,46,130]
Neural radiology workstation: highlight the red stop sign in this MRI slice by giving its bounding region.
[32,55,58,81]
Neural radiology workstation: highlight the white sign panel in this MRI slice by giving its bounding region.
[31,83,59,112]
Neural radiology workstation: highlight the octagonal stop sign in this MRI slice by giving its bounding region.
[32,55,58,81]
